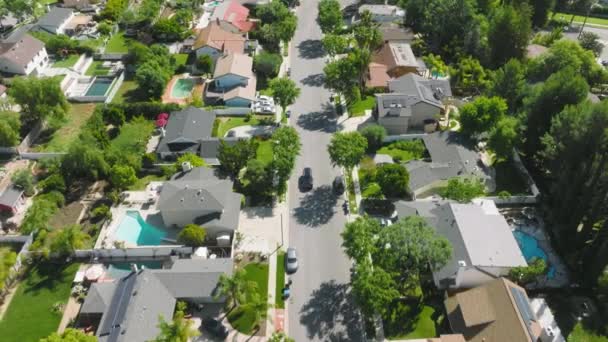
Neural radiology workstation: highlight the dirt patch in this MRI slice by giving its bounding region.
[49,202,84,229]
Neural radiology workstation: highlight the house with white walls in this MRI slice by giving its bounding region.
[0,33,49,75]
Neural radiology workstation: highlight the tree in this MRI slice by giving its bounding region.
[351,260,401,317]
[97,21,113,36]
[508,258,548,285]
[257,1,297,48]
[243,293,270,331]
[218,139,258,179]
[348,48,372,92]
[488,4,532,67]
[104,106,126,127]
[155,301,200,342]
[153,18,190,42]
[323,58,358,100]
[579,31,604,57]
[423,54,448,78]
[317,0,343,33]
[341,216,382,263]
[271,126,301,194]
[109,164,137,190]
[439,177,486,202]
[0,114,21,147]
[38,173,66,194]
[177,224,207,247]
[450,57,489,95]
[61,140,109,180]
[459,96,507,138]
[376,164,409,198]
[488,116,519,162]
[269,332,295,342]
[49,225,90,257]
[322,34,350,57]
[21,195,59,234]
[243,159,273,198]
[40,328,97,342]
[8,77,70,128]
[327,132,367,172]
[101,0,129,21]
[487,59,526,112]
[269,78,301,115]
[11,169,34,196]
[530,0,556,28]
[215,269,257,310]
[253,51,283,80]
[353,10,382,51]
[376,216,452,283]
[360,124,386,152]
[136,61,171,99]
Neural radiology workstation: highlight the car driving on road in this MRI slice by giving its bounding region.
[299,167,313,191]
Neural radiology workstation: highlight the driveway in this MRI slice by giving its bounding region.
[286,0,363,340]
[224,125,275,139]
[237,204,287,254]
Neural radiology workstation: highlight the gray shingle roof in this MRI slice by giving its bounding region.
[376,74,451,118]
[0,34,45,68]
[153,258,233,298]
[37,8,73,30]
[157,107,216,154]
[80,282,117,314]
[0,185,24,208]
[200,137,240,165]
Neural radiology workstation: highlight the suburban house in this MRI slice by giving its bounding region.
[193,21,246,60]
[158,167,241,237]
[210,53,256,107]
[0,184,25,214]
[35,7,74,35]
[359,4,405,23]
[379,23,415,43]
[404,131,493,198]
[374,73,451,134]
[156,107,240,164]
[403,335,466,342]
[445,277,547,342]
[62,14,94,36]
[367,41,426,88]
[210,0,255,33]
[396,200,526,289]
[79,258,233,342]
[0,32,49,75]
[61,0,92,10]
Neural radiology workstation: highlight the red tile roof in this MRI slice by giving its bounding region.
[223,1,254,32]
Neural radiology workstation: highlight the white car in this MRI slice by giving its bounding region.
[258,95,274,103]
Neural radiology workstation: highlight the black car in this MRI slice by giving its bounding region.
[333,176,345,195]
[299,167,313,191]
[202,317,228,339]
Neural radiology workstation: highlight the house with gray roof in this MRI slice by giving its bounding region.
[35,7,74,34]
[395,199,527,289]
[0,33,48,75]
[374,73,452,134]
[159,167,241,237]
[156,107,241,165]
[405,131,493,198]
[80,258,233,342]
[0,184,25,214]
[359,4,405,23]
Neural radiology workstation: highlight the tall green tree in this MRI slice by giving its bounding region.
[450,56,490,95]
[488,4,532,67]
[135,61,171,99]
[423,54,448,78]
[323,58,358,101]
[351,260,401,317]
[360,124,387,152]
[40,328,98,342]
[49,225,90,257]
[109,164,137,190]
[440,177,486,202]
[215,269,257,310]
[529,0,556,28]
[196,54,213,76]
[348,48,372,92]
[269,78,301,115]
[327,132,367,173]
[376,164,410,198]
[342,216,382,263]
[271,127,301,195]
[353,10,382,51]
[508,257,548,285]
[8,77,70,128]
[0,114,21,147]
[322,34,351,57]
[487,59,527,112]
[242,159,273,198]
[218,139,259,179]
[488,116,520,162]
[243,293,270,332]
[459,96,507,138]
[61,139,109,180]
[155,302,200,342]
[317,0,343,33]
[253,51,283,80]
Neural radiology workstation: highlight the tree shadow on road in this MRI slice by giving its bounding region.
[296,104,337,133]
[299,280,363,341]
[300,73,325,87]
[297,39,326,59]
[293,185,337,227]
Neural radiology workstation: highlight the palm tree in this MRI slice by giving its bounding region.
[215,269,257,312]
[244,293,271,333]
[155,302,200,342]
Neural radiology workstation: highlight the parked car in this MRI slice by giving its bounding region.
[333,176,345,195]
[257,95,274,104]
[286,67,291,76]
[202,317,228,338]
[285,247,298,274]
[299,167,313,191]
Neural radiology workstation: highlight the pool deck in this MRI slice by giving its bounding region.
[161,74,205,105]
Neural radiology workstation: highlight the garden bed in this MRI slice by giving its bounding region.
[376,140,426,163]
[105,32,129,53]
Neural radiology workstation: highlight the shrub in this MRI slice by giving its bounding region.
[38,173,66,194]
[38,191,66,208]
[440,177,486,203]
[92,205,112,222]
[360,124,387,152]
[376,164,409,198]
[177,224,207,247]
[11,169,35,196]
[362,182,383,199]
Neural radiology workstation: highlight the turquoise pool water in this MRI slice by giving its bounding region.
[85,77,113,96]
[115,211,169,246]
[106,261,162,279]
[513,230,556,278]
[171,78,195,98]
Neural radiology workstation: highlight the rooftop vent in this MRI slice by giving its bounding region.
[458,260,467,267]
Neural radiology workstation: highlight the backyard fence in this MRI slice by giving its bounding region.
[0,234,34,303]
[19,152,66,160]
[213,108,252,116]
[74,246,193,261]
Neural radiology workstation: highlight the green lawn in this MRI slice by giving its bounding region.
[111,80,144,103]
[52,55,79,68]
[85,60,111,76]
[256,139,274,166]
[275,252,285,309]
[34,103,96,152]
[215,116,273,138]
[0,263,79,342]
[552,12,608,26]
[568,323,608,342]
[174,53,189,70]
[348,95,375,117]
[128,174,166,191]
[227,262,269,335]
[358,156,383,199]
[377,140,426,163]
[105,32,130,53]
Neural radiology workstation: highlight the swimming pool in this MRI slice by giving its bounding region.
[171,78,195,98]
[114,211,169,246]
[513,230,556,278]
[85,77,113,96]
[106,261,162,279]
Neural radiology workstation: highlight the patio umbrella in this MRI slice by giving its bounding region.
[85,264,105,282]
[158,113,169,120]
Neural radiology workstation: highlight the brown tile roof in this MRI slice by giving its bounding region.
[366,62,390,88]
[0,34,45,68]
[445,278,541,342]
[213,53,253,78]
[193,22,246,54]
[224,76,256,102]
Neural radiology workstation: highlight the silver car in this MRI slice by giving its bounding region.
[285,247,298,274]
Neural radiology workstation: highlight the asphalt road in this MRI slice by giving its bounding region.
[544,23,608,61]
[286,0,363,340]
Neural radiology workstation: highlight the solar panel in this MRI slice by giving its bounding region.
[510,287,537,340]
